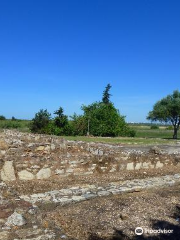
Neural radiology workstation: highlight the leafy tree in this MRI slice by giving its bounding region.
[147,90,180,139]
[102,83,112,104]
[54,107,68,128]
[0,115,6,120]
[82,102,134,137]
[53,107,71,135]
[70,113,87,136]
[69,84,135,137]
[30,109,51,133]
[54,107,64,118]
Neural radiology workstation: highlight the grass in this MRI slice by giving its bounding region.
[0,119,31,132]
[63,136,177,145]
[129,124,173,139]
[0,120,178,145]
[63,124,177,145]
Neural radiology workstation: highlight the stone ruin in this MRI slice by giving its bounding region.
[1,130,180,182]
[1,130,180,240]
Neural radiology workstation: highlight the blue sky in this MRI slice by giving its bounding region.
[0,0,180,122]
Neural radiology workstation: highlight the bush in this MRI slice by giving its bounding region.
[150,125,159,129]
[45,121,72,136]
[126,129,136,137]
[30,109,51,133]
[81,102,133,137]
[166,125,173,130]
[0,115,6,120]
[70,114,87,136]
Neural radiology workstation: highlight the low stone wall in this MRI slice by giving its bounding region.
[0,130,180,182]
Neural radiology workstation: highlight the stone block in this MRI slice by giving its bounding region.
[156,161,164,168]
[1,161,16,181]
[126,162,134,170]
[135,162,142,170]
[18,170,35,180]
[36,168,51,179]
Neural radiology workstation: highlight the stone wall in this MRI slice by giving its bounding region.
[0,130,180,181]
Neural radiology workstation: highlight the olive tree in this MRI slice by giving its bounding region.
[147,90,180,139]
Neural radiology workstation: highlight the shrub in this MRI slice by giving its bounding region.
[30,109,51,133]
[150,125,159,129]
[126,129,136,137]
[81,102,134,137]
[0,115,6,120]
[70,114,87,136]
[166,125,173,130]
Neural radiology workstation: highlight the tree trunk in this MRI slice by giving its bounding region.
[173,126,178,139]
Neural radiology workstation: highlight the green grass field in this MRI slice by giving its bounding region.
[0,120,178,145]
[63,135,176,145]
[0,119,31,132]
[64,125,177,145]
[129,125,173,139]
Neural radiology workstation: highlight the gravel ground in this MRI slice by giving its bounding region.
[46,184,180,240]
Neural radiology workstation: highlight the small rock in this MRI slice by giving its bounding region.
[149,146,162,155]
[120,213,129,220]
[0,231,9,240]
[36,146,45,151]
[18,170,35,180]
[5,212,26,227]
[0,140,8,150]
[36,168,51,179]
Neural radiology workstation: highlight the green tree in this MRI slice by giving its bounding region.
[53,107,72,135]
[0,115,6,120]
[70,113,87,136]
[30,109,51,133]
[102,83,112,104]
[147,90,180,139]
[54,107,68,129]
[82,102,134,137]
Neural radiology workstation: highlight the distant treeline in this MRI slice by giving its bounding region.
[29,84,136,137]
[2,87,179,138]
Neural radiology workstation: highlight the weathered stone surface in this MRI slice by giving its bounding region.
[135,162,142,170]
[0,140,8,150]
[72,196,86,202]
[0,130,180,181]
[1,161,16,181]
[98,191,110,196]
[14,234,56,240]
[15,228,42,238]
[18,170,35,180]
[5,212,26,227]
[55,169,65,175]
[0,231,9,240]
[36,146,45,151]
[126,162,134,170]
[143,162,154,169]
[149,146,162,154]
[36,168,51,179]
[156,161,164,168]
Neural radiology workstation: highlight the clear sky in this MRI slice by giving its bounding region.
[0,0,180,122]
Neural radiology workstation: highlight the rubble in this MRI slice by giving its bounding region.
[0,129,180,239]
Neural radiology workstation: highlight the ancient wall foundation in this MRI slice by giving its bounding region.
[0,130,180,182]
